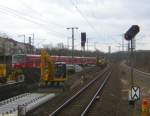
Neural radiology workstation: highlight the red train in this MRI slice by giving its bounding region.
[0,54,103,83]
[0,54,97,83]
[12,54,97,69]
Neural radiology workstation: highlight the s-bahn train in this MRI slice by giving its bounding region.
[0,54,101,83]
[12,54,97,69]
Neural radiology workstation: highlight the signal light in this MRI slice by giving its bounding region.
[81,32,86,47]
[124,25,140,40]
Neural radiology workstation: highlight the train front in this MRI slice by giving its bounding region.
[12,54,40,83]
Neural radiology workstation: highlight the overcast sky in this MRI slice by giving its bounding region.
[0,0,150,52]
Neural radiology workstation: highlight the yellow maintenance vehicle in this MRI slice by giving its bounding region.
[96,56,107,68]
[0,63,24,84]
[0,64,7,83]
[0,55,24,84]
[40,49,67,86]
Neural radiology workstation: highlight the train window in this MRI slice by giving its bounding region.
[12,54,26,63]
[54,63,66,78]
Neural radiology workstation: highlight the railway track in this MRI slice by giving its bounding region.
[49,67,112,116]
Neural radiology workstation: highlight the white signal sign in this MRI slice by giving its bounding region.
[131,86,140,100]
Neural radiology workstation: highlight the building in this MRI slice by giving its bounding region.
[0,37,35,55]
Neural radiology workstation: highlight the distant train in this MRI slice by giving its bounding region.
[0,54,107,84]
[12,54,97,69]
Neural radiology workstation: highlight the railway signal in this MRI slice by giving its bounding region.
[124,25,140,105]
[81,32,86,47]
[81,32,86,81]
[124,25,140,41]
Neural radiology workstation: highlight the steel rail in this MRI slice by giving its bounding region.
[49,67,109,116]
[81,71,112,116]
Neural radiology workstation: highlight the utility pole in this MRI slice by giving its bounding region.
[18,34,26,54]
[29,33,35,54]
[32,33,34,47]
[67,27,78,65]
[94,42,97,50]
[29,33,34,45]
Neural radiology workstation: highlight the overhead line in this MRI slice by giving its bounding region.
[69,0,100,38]
[18,0,66,28]
[0,5,66,38]
[0,5,66,36]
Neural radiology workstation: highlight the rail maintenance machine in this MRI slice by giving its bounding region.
[0,63,24,84]
[40,49,67,87]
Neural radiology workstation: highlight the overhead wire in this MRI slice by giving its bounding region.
[18,0,66,29]
[0,5,66,38]
[74,1,125,49]
[69,0,101,38]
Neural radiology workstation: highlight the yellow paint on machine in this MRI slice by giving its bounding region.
[40,49,67,85]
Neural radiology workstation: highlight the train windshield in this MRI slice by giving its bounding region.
[12,54,26,64]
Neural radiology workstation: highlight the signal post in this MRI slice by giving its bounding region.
[81,32,86,82]
[124,25,140,105]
